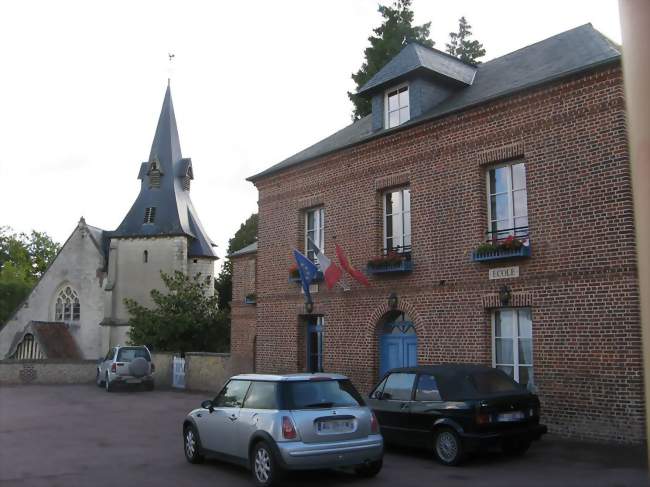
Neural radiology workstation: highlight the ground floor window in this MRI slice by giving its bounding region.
[307,317,324,373]
[492,308,533,389]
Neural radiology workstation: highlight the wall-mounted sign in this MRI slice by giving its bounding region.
[489,266,519,280]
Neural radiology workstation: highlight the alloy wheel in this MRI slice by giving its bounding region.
[185,429,196,459]
[254,446,271,483]
[436,431,459,463]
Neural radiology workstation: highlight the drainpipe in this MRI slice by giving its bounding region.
[619,0,650,465]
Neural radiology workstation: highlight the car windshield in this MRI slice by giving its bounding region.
[469,369,523,395]
[116,348,150,362]
[284,379,365,409]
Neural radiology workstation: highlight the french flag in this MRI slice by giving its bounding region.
[309,239,342,289]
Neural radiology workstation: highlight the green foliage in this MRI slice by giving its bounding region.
[215,213,258,311]
[348,0,434,120]
[0,226,61,324]
[445,16,486,64]
[125,271,229,353]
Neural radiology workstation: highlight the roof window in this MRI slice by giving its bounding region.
[144,207,157,224]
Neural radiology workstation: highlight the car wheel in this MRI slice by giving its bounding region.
[355,458,383,478]
[184,425,204,464]
[434,428,465,466]
[251,441,281,487]
[502,438,531,456]
[105,373,113,392]
[96,369,105,387]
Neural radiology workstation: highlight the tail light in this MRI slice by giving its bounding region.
[282,416,297,440]
[476,412,491,425]
[370,412,380,434]
[110,363,117,373]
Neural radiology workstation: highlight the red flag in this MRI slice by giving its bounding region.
[336,244,370,286]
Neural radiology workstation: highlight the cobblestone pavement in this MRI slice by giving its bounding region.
[0,385,646,487]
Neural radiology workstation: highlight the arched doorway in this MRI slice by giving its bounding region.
[379,311,417,377]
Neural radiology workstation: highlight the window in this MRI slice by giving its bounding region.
[182,175,191,191]
[149,161,161,189]
[381,372,416,401]
[492,308,534,389]
[243,381,278,410]
[144,207,156,224]
[55,286,80,322]
[116,347,151,362]
[370,377,388,399]
[385,85,410,128]
[305,207,324,262]
[383,188,411,252]
[415,374,442,401]
[469,369,522,395]
[486,162,528,239]
[105,348,115,361]
[307,317,324,373]
[283,379,365,409]
[214,380,251,408]
[11,334,44,360]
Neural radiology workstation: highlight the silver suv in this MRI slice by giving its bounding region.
[182,373,383,486]
[96,345,155,392]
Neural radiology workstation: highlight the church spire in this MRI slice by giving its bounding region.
[149,83,182,174]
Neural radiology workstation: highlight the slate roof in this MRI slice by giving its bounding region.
[112,84,217,259]
[230,241,258,257]
[7,322,83,360]
[249,24,621,182]
[358,42,476,95]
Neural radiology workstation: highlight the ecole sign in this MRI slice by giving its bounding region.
[489,266,519,280]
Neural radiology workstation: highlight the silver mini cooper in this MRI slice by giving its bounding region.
[182,373,383,486]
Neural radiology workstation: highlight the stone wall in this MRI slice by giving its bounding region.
[151,352,232,394]
[0,360,96,384]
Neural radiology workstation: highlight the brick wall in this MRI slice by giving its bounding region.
[232,63,644,443]
[230,252,257,373]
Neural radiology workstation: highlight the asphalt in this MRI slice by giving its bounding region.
[0,384,647,487]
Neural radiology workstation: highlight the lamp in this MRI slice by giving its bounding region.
[499,285,512,307]
[305,301,314,314]
[388,292,398,310]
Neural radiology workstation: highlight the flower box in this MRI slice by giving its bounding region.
[367,252,413,275]
[471,236,531,262]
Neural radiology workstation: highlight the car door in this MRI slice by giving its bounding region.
[100,348,114,376]
[367,372,416,445]
[198,380,251,456]
[408,373,445,448]
[235,381,278,460]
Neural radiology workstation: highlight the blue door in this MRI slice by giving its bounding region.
[379,321,417,377]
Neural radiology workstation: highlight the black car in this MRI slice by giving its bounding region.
[367,364,547,465]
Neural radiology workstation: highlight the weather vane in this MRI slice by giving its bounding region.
[167,52,175,85]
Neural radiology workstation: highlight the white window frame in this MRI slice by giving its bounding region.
[491,308,534,387]
[54,285,80,322]
[485,161,528,239]
[382,187,411,252]
[384,83,410,129]
[304,207,324,262]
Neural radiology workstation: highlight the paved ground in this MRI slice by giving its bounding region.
[0,385,647,487]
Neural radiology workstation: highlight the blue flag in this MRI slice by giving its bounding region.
[292,249,319,303]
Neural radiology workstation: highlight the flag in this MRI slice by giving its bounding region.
[292,249,319,303]
[336,243,370,286]
[309,239,342,289]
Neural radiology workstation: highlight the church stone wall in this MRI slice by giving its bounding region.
[187,257,215,296]
[0,224,106,359]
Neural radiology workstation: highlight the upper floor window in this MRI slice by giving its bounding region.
[305,207,324,262]
[383,188,411,253]
[385,85,410,128]
[144,207,156,224]
[487,161,528,240]
[55,286,80,322]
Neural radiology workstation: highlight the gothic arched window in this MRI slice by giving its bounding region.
[55,286,80,322]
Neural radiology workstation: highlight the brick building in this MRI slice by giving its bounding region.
[230,25,644,443]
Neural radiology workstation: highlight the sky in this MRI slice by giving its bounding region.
[0,0,622,270]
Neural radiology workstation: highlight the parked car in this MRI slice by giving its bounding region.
[182,373,383,486]
[96,345,155,392]
[367,365,547,466]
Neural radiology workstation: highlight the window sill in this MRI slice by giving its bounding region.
[367,259,413,275]
[471,245,531,262]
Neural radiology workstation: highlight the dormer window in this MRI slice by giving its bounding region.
[144,207,156,224]
[149,160,161,189]
[385,85,410,128]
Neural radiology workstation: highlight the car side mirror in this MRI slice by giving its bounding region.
[201,400,214,412]
[372,391,383,400]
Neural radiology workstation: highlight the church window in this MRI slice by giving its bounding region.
[55,286,80,322]
[144,207,156,224]
[182,175,191,191]
[143,250,149,263]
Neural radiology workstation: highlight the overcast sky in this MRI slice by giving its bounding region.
[0,0,621,268]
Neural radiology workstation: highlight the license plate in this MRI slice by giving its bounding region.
[317,419,354,433]
[498,411,525,422]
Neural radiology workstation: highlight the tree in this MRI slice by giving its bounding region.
[0,227,61,324]
[215,213,258,311]
[445,16,486,64]
[349,0,434,120]
[125,271,229,353]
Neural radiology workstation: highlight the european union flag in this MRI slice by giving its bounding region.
[292,249,319,303]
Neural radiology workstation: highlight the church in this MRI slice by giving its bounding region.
[0,84,217,360]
